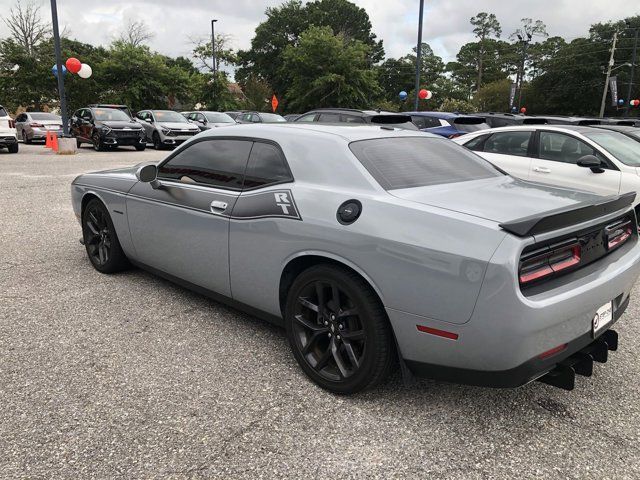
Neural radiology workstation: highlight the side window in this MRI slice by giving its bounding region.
[464,134,491,152]
[411,116,428,129]
[341,114,365,124]
[241,113,252,122]
[318,113,341,122]
[16,113,27,122]
[484,131,532,157]
[296,113,317,122]
[251,114,261,123]
[243,142,293,189]
[83,110,93,121]
[157,139,253,189]
[538,131,600,165]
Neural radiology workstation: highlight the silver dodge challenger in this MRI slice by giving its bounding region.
[71,124,640,394]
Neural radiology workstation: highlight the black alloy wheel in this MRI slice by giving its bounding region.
[82,199,129,273]
[92,131,104,151]
[286,265,395,394]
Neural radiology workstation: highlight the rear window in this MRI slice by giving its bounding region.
[0,107,7,117]
[349,137,501,190]
[30,113,60,120]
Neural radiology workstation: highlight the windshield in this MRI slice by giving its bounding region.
[94,108,131,122]
[583,131,640,166]
[154,111,188,123]
[349,137,501,190]
[260,113,286,123]
[30,113,60,120]
[205,112,235,123]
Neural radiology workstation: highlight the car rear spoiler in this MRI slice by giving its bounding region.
[500,192,636,237]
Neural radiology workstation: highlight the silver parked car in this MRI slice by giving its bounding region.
[135,110,200,150]
[15,112,63,143]
[71,124,640,394]
[186,111,236,131]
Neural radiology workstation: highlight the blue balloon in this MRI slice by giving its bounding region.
[399,91,408,100]
[52,64,67,78]
[511,106,518,113]
[618,98,625,105]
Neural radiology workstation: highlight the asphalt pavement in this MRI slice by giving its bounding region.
[1,143,639,479]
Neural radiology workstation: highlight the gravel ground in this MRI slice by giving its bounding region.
[1,143,639,479]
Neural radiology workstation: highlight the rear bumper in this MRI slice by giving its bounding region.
[405,299,626,388]
[0,135,17,146]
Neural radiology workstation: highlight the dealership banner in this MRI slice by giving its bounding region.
[509,82,516,107]
[610,76,618,107]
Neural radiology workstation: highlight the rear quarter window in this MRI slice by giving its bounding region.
[349,137,501,190]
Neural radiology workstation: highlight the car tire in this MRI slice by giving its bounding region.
[23,130,32,144]
[135,144,146,151]
[82,198,130,274]
[7,143,18,153]
[285,264,396,394]
[76,138,82,148]
[92,132,104,152]
[152,132,163,150]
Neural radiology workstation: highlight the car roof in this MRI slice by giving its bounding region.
[408,111,485,120]
[461,124,604,135]
[302,108,405,117]
[197,122,436,142]
[593,124,640,133]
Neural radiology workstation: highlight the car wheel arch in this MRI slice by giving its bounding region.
[278,252,385,318]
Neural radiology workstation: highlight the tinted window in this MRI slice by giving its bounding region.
[411,116,440,129]
[243,142,292,189]
[16,113,27,122]
[296,113,317,122]
[318,113,341,122]
[484,131,531,157]
[539,131,599,164]
[464,134,491,151]
[259,113,286,123]
[0,107,8,117]
[205,112,234,123]
[342,114,365,124]
[349,137,501,190]
[158,139,252,189]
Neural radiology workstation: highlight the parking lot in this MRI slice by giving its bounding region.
[1,143,639,478]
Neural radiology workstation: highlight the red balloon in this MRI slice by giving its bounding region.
[418,89,428,100]
[520,107,527,114]
[65,57,81,74]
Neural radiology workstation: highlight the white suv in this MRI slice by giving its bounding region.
[454,124,640,212]
[0,105,18,153]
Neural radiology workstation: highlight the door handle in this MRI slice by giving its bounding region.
[210,200,228,213]
[533,166,551,173]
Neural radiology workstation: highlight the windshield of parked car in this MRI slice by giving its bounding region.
[30,113,60,121]
[260,113,287,123]
[583,131,640,166]
[93,108,131,122]
[205,112,235,123]
[349,137,502,190]
[154,111,189,123]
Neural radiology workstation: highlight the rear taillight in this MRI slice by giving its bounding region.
[519,241,581,285]
[30,122,44,127]
[605,220,633,250]
[8,119,15,128]
[448,133,461,139]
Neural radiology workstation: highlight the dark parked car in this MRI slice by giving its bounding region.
[295,108,419,130]
[236,111,287,124]
[475,112,549,128]
[71,107,146,151]
[408,111,489,138]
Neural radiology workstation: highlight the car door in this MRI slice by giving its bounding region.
[126,138,253,297]
[473,130,534,179]
[80,109,94,141]
[529,130,621,196]
[228,140,297,313]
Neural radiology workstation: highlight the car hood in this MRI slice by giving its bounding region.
[158,122,199,130]
[100,120,143,129]
[389,176,604,224]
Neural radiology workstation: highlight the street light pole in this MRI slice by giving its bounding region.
[413,0,425,111]
[599,31,618,118]
[624,27,638,118]
[50,0,69,136]
[211,19,218,110]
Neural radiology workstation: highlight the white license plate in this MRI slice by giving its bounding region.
[592,301,613,337]
[45,125,59,130]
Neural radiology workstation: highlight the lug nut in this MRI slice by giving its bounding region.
[330,314,336,321]
[328,332,332,338]
[338,324,344,330]
[324,321,329,326]
[336,335,341,340]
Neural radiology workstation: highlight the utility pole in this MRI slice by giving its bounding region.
[599,31,618,118]
[516,34,532,110]
[624,26,638,117]
[50,0,69,136]
[211,19,218,110]
[413,0,425,111]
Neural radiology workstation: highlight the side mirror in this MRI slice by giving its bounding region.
[577,155,604,173]
[136,163,159,185]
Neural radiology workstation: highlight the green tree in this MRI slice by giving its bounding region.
[241,74,272,111]
[447,39,511,96]
[470,12,502,89]
[439,97,477,113]
[281,26,380,112]
[473,78,511,112]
